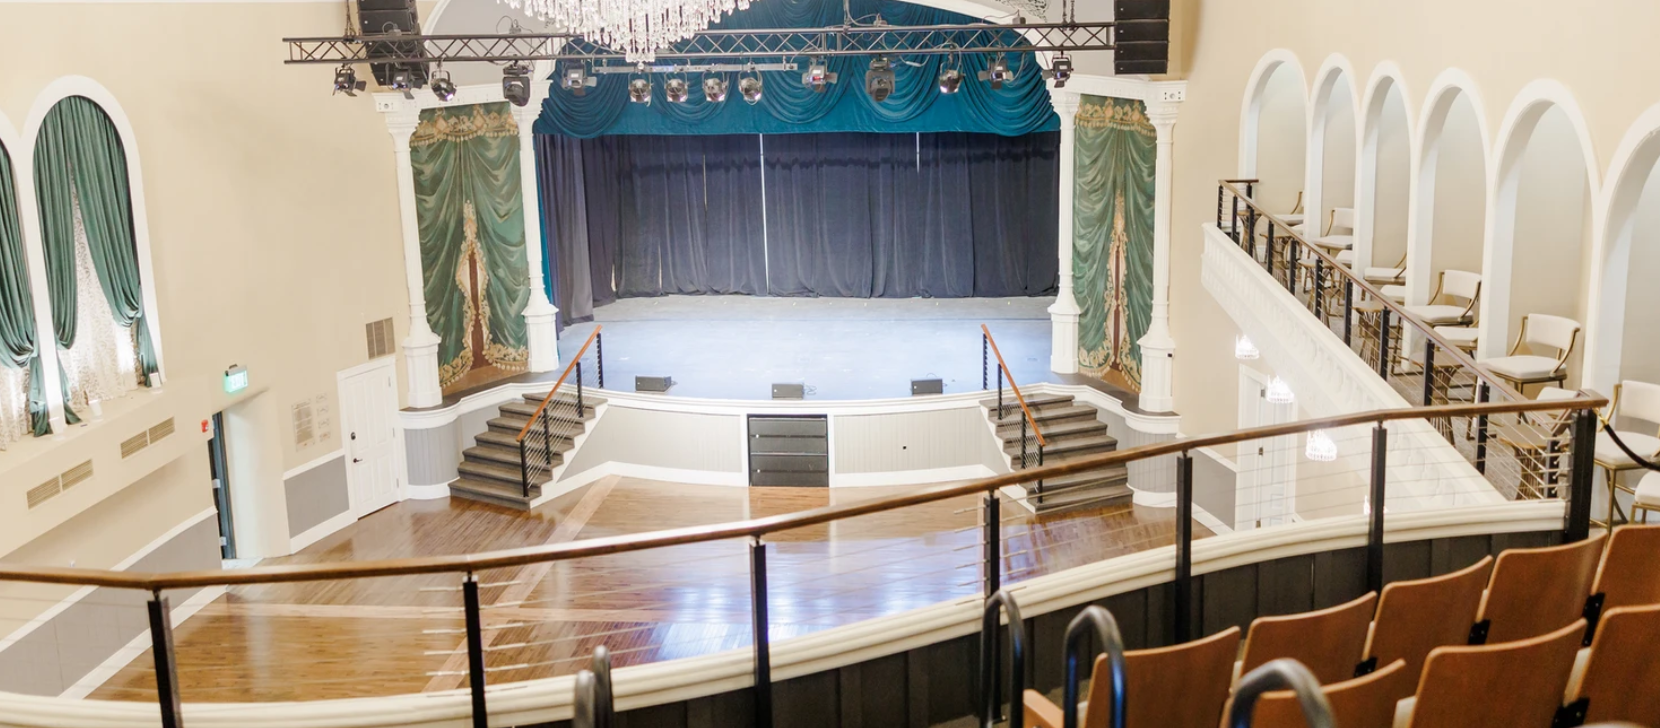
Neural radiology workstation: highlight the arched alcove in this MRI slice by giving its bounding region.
[1487,99,1594,375]
[1409,82,1487,307]
[1241,54,1308,215]
[1308,62,1358,239]
[1358,72,1411,273]
[1619,161,1660,387]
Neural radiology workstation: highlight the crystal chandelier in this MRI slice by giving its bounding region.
[500,0,752,62]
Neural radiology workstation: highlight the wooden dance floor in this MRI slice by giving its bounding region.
[90,478,1206,702]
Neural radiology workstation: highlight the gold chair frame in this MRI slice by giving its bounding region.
[1599,383,1660,529]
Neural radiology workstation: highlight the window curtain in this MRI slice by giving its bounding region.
[410,103,531,391]
[63,190,138,410]
[1074,96,1156,393]
[0,144,48,440]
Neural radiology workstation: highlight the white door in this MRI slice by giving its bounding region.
[1237,366,1297,529]
[340,360,401,517]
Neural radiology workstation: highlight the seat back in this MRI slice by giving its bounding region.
[1518,313,1581,360]
[1098,626,1239,728]
[1406,620,1584,728]
[1240,592,1377,684]
[1366,556,1493,679]
[1438,270,1482,305]
[1591,525,1660,613]
[1328,207,1355,235]
[1477,534,1604,644]
[1616,380,1660,432]
[1573,604,1660,726]
[1251,659,1412,728]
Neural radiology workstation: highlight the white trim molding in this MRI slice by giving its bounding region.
[1584,101,1660,392]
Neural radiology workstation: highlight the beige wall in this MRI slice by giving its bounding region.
[1319,79,1356,215]
[1427,96,1486,278]
[1508,107,1592,384]
[1371,82,1411,268]
[1622,162,1660,388]
[1253,65,1306,213]
[1167,0,1660,434]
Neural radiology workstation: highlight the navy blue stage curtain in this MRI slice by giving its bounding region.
[534,0,1058,138]
[535,130,1057,318]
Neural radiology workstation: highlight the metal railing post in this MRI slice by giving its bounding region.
[982,334,989,390]
[148,591,183,728]
[997,366,1005,420]
[541,405,553,473]
[1343,280,1354,346]
[576,362,585,416]
[519,439,531,500]
[984,492,1000,597]
[1566,408,1596,541]
[1313,259,1324,318]
[1247,206,1259,263]
[1475,383,1490,474]
[1377,310,1392,379]
[1287,239,1299,294]
[1174,451,1194,644]
[595,332,605,389]
[749,538,774,728]
[1216,184,1224,229]
[1231,194,1241,244]
[1367,424,1388,595]
[1421,341,1437,406]
[1265,219,1275,278]
[463,574,489,728]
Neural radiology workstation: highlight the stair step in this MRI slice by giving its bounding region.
[498,400,597,422]
[475,429,576,451]
[487,416,588,437]
[463,444,562,469]
[448,477,542,511]
[1006,433,1119,459]
[999,417,1107,443]
[459,459,551,488]
[1027,482,1134,514]
[980,393,1075,413]
[522,391,609,408]
[1029,464,1132,491]
[989,403,1098,428]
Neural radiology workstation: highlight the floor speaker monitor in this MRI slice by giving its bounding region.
[636,375,674,393]
[911,379,944,396]
[772,383,806,400]
[1114,0,1170,75]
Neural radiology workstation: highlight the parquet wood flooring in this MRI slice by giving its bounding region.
[88,477,1206,702]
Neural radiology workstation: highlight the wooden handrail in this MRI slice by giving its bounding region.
[0,396,1603,592]
[981,324,1047,448]
[1217,180,1527,403]
[516,326,602,443]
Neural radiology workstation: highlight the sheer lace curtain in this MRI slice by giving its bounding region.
[61,188,137,412]
[0,365,28,446]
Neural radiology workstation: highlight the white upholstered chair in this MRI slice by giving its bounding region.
[1432,325,1479,353]
[1480,313,1579,392]
[1636,472,1660,524]
[1400,270,1480,327]
[1364,251,1407,286]
[1598,381,1660,527]
[1309,208,1356,254]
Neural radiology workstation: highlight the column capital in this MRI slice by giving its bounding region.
[1145,103,1180,136]
[1051,89,1082,126]
[385,109,420,149]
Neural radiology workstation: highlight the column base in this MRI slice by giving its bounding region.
[403,334,443,409]
[524,301,560,374]
[1048,299,1081,375]
[1137,335,1176,413]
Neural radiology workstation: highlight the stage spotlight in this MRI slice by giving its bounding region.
[561,64,597,97]
[665,78,690,103]
[629,78,653,105]
[1043,53,1073,88]
[703,76,728,103]
[739,73,764,104]
[502,63,532,107]
[430,70,456,102]
[389,66,419,100]
[937,68,963,94]
[802,59,838,93]
[978,54,1014,90]
[865,56,895,102]
[333,65,366,96]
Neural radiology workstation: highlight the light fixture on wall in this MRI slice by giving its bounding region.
[978,53,1014,90]
[803,58,838,92]
[430,69,457,102]
[1305,430,1337,462]
[333,64,366,96]
[1234,335,1259,360]
[739,67,764,104]
[703,76,729,103]
[865,56,895,102]
[628,78,653,104]
[665,77,690,103]
[1265,376,1295,404]
[938,67,964,94]
[502,63,533,106]
[1043,53,1072,87]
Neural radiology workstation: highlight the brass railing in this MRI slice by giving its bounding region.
[514,326,603,498]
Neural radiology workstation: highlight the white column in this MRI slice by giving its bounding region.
[1137,103,1181,413]
[1049,90,1082,374]
[387,111,444,408]
[512,101,560,374]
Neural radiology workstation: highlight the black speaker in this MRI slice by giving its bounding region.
[1114,0,1169,75]
[771,383,806,400]
[357,0,428,88]
[636,375,674,393]
[911,379,944,396]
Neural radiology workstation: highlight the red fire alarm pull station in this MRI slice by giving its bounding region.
[201,419,210,434]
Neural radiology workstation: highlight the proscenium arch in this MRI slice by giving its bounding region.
[1479,81,1600,362]
[1405,69,1491,309]
[1584,102,1660,391]
[1355,63,1415,274]
[1304,54,1361,242]
[22,76,166,384]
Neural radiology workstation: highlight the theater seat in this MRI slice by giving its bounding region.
[1364,556,1492,679]
[1023,626,1241,728]
[1475,534,1604,644]
[1395,620,1585,728]
[1565,604,1660,727]
[1239,592,1377,685]
[1253,659,1412,728]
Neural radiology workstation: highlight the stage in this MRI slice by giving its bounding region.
[555,296,1057,400]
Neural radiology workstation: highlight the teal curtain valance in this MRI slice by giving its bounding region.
[32,96,159,389]
[535,0,1059,138]
[0,144,50,434]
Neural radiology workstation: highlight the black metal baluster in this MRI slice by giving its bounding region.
[1216,184,1224,229]
[1567,409,1596,541]
[463,575,488,728]
[1475,383,1490,474]
[1231,194,1241,244]
[596,332,604,389]
[1288,239,1299,294]
[1174,452,1193,643]
[148,591,183,728]
[519,438,531,500]
[984,492,1000,597]
[750,538,774,728]
[1313,259,1324,318]
[1343,280,1354,346]
[541,404,553,475]
[1367,425,1388,594]
[1378,310,1392,379]
[997,367,1005,421]
[576,362,585,417]
[982,334,989,391]
[1421,341,1436,407]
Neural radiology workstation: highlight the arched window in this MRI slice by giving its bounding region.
[31,95,158,421]
[0,139,49,443]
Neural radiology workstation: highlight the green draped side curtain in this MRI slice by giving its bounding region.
[1075,96,1156,392]
[0,143,50,434]
[33,95,160,422]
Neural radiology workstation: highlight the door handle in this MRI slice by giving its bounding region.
[352,458,362,463]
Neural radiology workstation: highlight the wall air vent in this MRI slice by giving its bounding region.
[26,478,61,509]
[366,318,396,359]
[120,431,150,459]
[149,417,175,443]
[59,460,94,491]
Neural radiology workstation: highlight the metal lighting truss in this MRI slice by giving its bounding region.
[283,21,1115,66]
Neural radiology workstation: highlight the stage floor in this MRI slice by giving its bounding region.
[556,296,1057,400]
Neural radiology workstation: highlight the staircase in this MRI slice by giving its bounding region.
[984,393,1132,513]
[449,390,602,510]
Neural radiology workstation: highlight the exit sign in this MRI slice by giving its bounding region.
[224,365,249,394]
